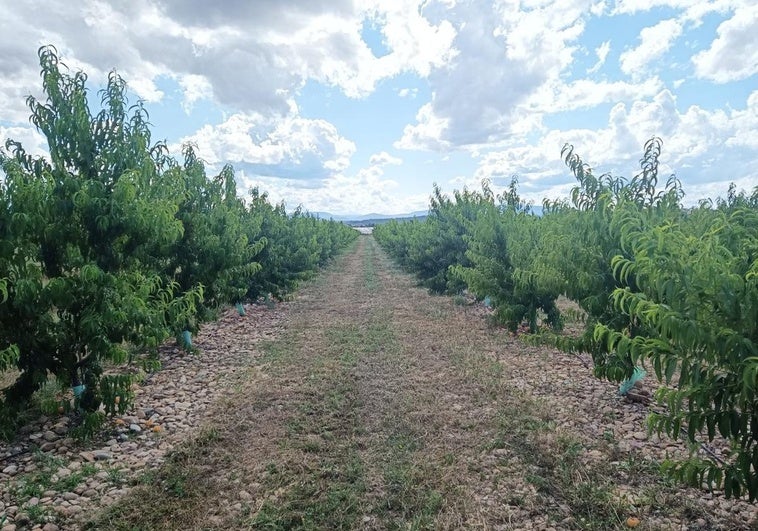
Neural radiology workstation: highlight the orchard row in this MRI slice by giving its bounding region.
[0,47,357,436]
[375,139,758,500]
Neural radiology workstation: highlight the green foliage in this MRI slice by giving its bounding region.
[374,184,493,294]
[596,200,758,499]
[0,46,192,422]
[538,138,683,381]
[376,135,758,499]
[453,179,562,333]
[0,46,356,438]
[165,147,263,332]
[245,189,357,301]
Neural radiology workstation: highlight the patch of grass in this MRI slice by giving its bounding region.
[25,503,53,526]
[84,425,227,530]
[487,397,629,530]
[246,318,380,529]
[10,449,101,504]
[363,236,380,292]
[373,424,445,529]
[105,466,127,487]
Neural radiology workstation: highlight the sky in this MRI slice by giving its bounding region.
[0,0,756,215]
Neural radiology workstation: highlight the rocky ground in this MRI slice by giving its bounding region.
[1,236,757,530]
[0,303,287,530]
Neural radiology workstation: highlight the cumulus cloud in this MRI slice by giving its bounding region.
[692,4,758,82]
[529,77,664,113]
[397,0,589,150]
[238,158,427,216]
[369,151,402,166]
[472,89,758,205]
[177,74,213,113]
[175,113,356,181]
[619,18,683,77]
[0,125,48,159]
[0,0,456,124]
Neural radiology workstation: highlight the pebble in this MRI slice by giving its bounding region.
[2,302,754,529]
[79,451,95,462]
[24,496,39,507]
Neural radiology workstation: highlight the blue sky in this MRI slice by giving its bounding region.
[0,0,756,214]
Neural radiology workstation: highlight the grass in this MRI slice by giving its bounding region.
[10,450,99,507]
[80,236,755,531]
[486,394,629,529]
[85,425,228,530]
[249,311,396,529]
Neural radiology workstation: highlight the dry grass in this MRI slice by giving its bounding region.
[86,236,756,530]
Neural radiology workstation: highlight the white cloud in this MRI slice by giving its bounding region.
[0,125,48,159]
[395,102,452,151]
[369,151,402,165]
[396,0,590,150]
[473,89,758,205]
[619,18,683,77]
[0,0,457,124]
[529,77,664,113]
[238,160,427,216]
[587,40,611,73]
[692,4,758,82]
[175,112,356,181]
[177,74,213,113]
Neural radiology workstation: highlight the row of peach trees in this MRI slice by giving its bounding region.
[0,47,357,436]
[375,139,758,500]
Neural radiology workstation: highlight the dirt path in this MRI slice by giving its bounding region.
[86,236,756,530]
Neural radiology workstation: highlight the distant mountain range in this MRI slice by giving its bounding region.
[311,210,429,223]
[311,205,543,224]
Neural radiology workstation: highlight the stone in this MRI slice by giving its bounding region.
[2,465,18,476]
[632,431,648,441]
[79,451,96,462]
[43,430,58,442]
[43,524,60,531]
[24,496,39,507]
[129,424,142,433]
[93,450,112,461]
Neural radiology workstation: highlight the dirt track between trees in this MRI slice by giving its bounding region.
[2,236,756,530]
